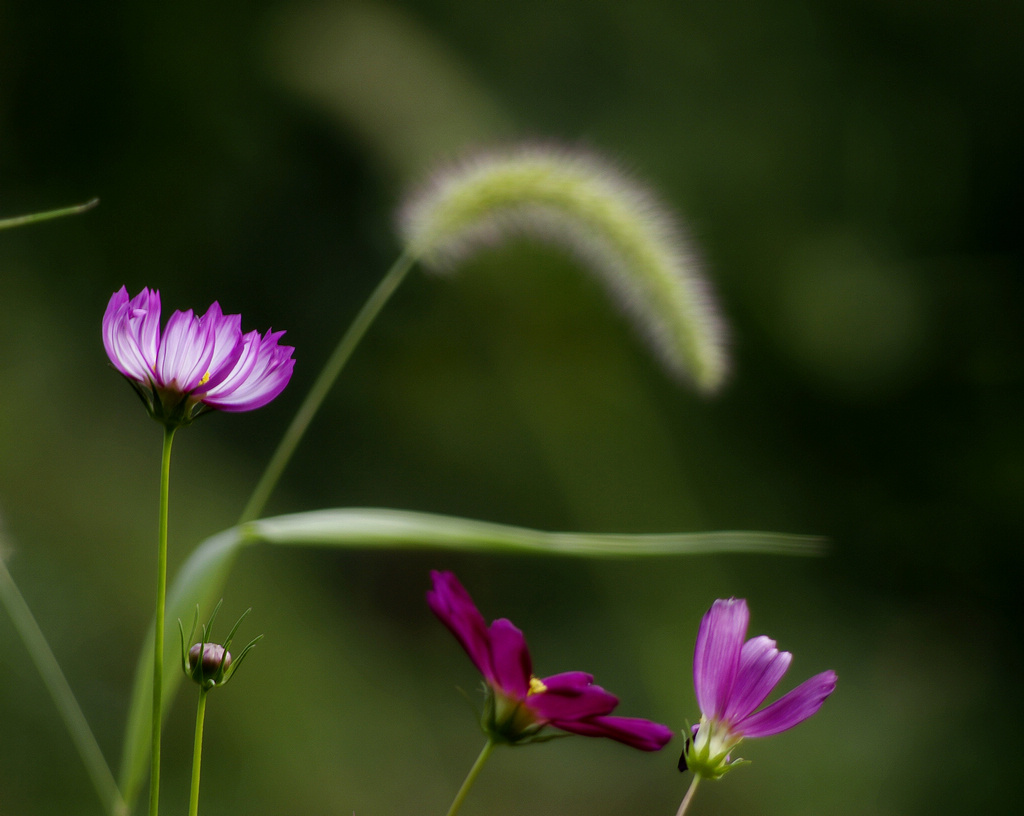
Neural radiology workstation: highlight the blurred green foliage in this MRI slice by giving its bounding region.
[1,0,1021,814]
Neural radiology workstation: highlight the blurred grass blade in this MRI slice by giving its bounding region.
[0,554,128,816]
[0,198,98,230]
[118,508,822,805]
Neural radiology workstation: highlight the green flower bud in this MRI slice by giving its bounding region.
[187,643,233,687]
[179,601,262,691]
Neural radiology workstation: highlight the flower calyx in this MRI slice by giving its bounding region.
[678,718,749,781]
[481,680,561,746]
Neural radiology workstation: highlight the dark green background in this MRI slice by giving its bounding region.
[1,1,1021,814]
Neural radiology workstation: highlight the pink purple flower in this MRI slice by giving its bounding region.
[427,570,673,751]
[682,598,836,778]
[102,286,294,426]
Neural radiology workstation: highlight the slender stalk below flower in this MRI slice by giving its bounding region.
[239,250,417,523]
[0,556,128,816]
[675,775,700,816]
[150,426,176,816]
[445,739,496,816]
[188,688,210,816]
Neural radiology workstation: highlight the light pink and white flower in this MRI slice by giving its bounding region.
[103,286,294,426]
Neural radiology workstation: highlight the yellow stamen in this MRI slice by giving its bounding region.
[528,676,548,695]
[197,371,211,387]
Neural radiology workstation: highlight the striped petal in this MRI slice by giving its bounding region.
[154,309,214,392]
[202,329,295,411]
[197,302,244,390]
[693,598,748,720]
[723,635,792,724]
[103,286,161,381]
[737,670,837,738]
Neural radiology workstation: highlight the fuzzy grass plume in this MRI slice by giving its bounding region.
[398,145,727,391]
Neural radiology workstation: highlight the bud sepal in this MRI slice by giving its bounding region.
[179,600,262,690]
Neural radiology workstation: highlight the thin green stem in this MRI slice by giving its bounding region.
[150,426,176,816]
[0,198,99,230]
[0,555,128,816]
[445,739,496,816]
[675,774,701,816]
[239,250,418,524]
[188,689,210,816]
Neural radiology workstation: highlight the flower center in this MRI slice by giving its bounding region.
[528,676,548,695]
[197,370,211,388]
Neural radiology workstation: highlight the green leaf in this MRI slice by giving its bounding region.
[247,508,824,557]
[118,507,822,805]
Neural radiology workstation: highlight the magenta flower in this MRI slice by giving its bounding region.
[681,598,837,778]
[102,286,295,426]
[427,570,673,751]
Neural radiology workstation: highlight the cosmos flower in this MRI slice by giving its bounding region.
[681,598,837,778]
[102,286,294,426]
[427,570,672,751]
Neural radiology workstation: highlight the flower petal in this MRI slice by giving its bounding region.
[426,571,495,682]
[528,672,618,721]
[155,308,215,392]
[127,288,162,374]
[736,670,837,738]
[488,618,532,698]
[101,287,131,373]
[538,670,598,691]
[553,715,674,751]
[723,635,792,724]
[693,598,749,720]
[103,286,160,381]
[202,329,295,411]
[197,302,244,390]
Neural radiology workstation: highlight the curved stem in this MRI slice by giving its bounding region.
[0,555,127,816]
[0,198,98,230]
[675,774,701,816]
[150,425,176,816]
[239,250,417,524]
[188,689,210,816]
[445,739,496,816]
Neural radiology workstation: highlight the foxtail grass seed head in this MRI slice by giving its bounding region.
[398,145,728,391]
